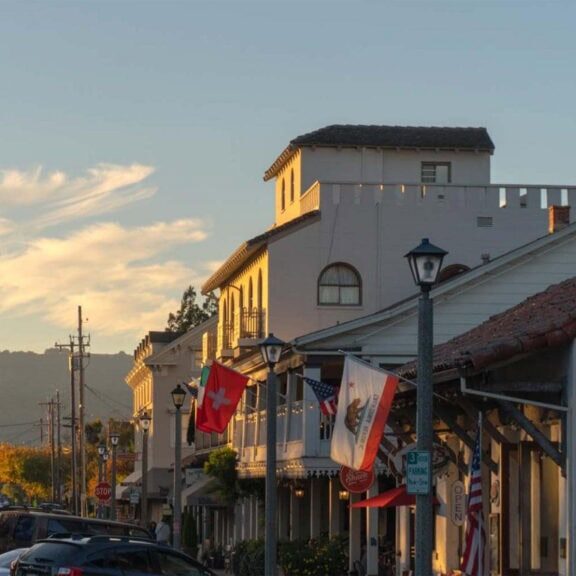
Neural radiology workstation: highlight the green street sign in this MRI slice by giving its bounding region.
[406,451,431,495]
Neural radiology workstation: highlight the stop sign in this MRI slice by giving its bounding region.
[95,482,112,502]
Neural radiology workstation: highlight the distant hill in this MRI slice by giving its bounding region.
[0,349,133,445]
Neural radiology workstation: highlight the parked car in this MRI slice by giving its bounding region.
[0,510,150,553]
[12,535,216,576]
[0,549,27,576]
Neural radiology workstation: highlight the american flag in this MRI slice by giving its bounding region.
[184,380,198,399]
[461,425,485,576]
[302,376,338,416]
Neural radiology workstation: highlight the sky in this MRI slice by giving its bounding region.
[0,0,574,355]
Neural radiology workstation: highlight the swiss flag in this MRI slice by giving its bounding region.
[196,362,249,433]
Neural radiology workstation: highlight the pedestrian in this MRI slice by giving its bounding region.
[155,516,171,544]
[148,520,157,540]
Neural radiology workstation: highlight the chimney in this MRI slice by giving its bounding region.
[548,205,570,234]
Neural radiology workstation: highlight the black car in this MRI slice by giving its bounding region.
[13,535,215,576]
[0,511,150,553]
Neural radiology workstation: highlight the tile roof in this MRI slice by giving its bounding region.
[264,124,494,180]
[400,276,576,379]
[292,124,494,150]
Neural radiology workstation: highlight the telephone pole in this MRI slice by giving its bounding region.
[56,390,62,504]
[39,398,57,502]
[55,305,90,516]
[77,305,89,517]
[55,339,78,514]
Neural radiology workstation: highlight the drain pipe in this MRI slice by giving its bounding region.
[460,376,568,412]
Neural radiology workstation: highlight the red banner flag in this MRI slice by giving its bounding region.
[196,362,249,433]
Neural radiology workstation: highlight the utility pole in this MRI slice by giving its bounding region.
[39,399,56,502]
[77,305,89,517]
[56,391,62,504]
[55,339,77,514]
[55,305,89,516]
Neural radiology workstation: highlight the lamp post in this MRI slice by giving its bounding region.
[171,383,186,550]
[97,442,106,519]
[139,411,151,527]
[405,238,447,576]
[109,430,120,521]
[260,333,285,576]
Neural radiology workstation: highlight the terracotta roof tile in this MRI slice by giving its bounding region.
[400,277,576,378]
[292,125,494,151]
[264,125,494,180]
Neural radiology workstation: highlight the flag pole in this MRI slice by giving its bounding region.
[337,349,451,401]
[479,411,484,576]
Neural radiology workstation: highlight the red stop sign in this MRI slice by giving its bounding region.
[95,482,112,502]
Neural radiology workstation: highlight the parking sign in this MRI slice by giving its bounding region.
[406,451,431,495]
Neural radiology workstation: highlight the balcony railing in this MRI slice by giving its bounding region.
[194,427,230,452]
[202,329,217,364]
[217,308,266,355]
[234,307,266,341]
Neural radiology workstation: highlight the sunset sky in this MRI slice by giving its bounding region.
[0,1,574,354]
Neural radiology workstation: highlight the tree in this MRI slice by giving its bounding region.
[166,286,218,333]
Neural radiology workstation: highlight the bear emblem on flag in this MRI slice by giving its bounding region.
[344,397,366,435]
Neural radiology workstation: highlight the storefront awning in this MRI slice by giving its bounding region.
[182,474,224,508]
[351,485,416,508]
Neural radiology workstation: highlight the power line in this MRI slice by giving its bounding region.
[0,421,39,428]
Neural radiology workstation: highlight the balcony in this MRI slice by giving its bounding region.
[233,401,334,476]
[202,329,218,364]
[217,308,266,358]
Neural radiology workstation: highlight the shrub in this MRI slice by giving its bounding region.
[280,535,348,576]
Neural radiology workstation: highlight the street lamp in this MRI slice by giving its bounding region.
[171,383,186,550]
[259,333,285,576]
[405,238,447,576]
[109,430,120,521]
[97,442,107,519]
[139,411,151,527]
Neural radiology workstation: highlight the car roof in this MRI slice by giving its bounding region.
[1,510,143,528]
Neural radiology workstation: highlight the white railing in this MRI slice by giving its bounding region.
[300,181,320,215]
[314,182,576,212]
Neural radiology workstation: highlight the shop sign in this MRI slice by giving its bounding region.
[450,480,466,526]
[339,466,375,493]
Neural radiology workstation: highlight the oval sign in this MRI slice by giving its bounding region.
[339,466,375,493]
[450,480,465,526]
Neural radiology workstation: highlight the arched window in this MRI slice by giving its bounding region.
[248,278,254,310]
[290,169,295,203]
[318,263,361,306]
[281,178,286,211]
[437,263,470,284]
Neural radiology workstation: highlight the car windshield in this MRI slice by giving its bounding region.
[20,542,79,564]
[0,548,27,568]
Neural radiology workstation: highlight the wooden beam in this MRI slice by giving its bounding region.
[497,400,564,472]
[399,406,468,475]
[434,403,498,474]
[458,397,510,445]
[479,381,563,394]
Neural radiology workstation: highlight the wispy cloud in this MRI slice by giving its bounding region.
[0,163,216,346]
[0,164,156,230]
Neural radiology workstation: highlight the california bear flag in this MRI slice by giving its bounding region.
[331,356,398,471]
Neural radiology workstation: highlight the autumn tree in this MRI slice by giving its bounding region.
[166,285,218,332]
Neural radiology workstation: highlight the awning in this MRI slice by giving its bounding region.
[115,470,143,500]
[182,474,224,508]
[351,485,416,508]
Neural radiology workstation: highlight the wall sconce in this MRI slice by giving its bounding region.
[339,490,349,501]
[294,488,305,498]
